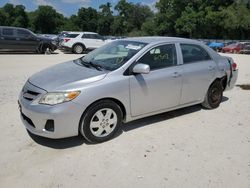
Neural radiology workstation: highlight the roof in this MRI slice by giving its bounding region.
[0,26,29,30]
[68,31,98,34]
[122,36,200,44]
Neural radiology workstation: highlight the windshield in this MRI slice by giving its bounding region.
[80,40,147,71]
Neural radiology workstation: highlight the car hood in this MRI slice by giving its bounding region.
[29,59,108,91]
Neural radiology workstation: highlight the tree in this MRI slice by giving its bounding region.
[98,3,113,35]
[63,15,80,31]
[221,1,250,39]
[12,5,29,27]
[114,0,153,35]
[0,9,7,25]
[77,7,98,32]
[2,3,15,25]
[175,6,199,38]
[32,6,64,33]
[1,1,250,39]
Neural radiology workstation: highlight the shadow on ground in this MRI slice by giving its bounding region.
[27,96,229,149]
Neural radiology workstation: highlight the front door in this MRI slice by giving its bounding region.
[16,29,39,50]
[129,44,182,117]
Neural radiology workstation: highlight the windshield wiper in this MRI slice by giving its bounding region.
[88,61,103,71]
[79,59,104,71]
[78,59,91,68]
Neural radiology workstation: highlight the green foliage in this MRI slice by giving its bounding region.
[32,6,63,33]
[77,7,98,32]
[97,3,113,35]
[0,3,28,27]
[0,0,250,39]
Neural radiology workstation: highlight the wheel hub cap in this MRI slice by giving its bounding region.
[90,108,117,138]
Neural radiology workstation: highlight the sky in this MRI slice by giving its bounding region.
[0,0,157,16]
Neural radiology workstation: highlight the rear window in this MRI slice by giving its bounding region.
[82,34,103,40]
[2,28,14,36]
[180,44,211,63]
[64,33,79,38]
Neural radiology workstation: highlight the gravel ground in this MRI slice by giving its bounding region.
[0,51,249,188]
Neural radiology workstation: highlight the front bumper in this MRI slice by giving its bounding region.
[18,81,85,139]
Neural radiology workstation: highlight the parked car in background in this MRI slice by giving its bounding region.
[239,45,250,54]
[60,31,107,54]
[18,37,238,143]
[0,26,57,53]
[221,42,250,53]
[53,31,73,47]
[208,42,224,52]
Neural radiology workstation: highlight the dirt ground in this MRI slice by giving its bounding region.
[0,51,249,188]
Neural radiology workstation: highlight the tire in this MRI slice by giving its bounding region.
[73,44,85,54]
[202,81,223,109]
[80,100,123,143]
[39,43,49,54]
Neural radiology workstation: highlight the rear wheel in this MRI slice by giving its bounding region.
[80,100,123,143]
[73,44,85,54]
[202,81,223,109]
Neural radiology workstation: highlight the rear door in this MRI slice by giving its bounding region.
[0,28,16,50]
[178,43,217,105]
[82,34,104,49]
[91,34,105,48]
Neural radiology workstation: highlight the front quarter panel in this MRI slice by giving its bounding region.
[72,72,130,122]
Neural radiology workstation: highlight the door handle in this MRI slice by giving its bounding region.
[172,72,181,78]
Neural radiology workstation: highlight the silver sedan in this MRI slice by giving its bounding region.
[18,37,238,143]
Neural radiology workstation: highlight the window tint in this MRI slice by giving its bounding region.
[94,34,103,40]
[82,34,92,39]
[2,28,14,36]
[180,44,211,63]
[82,34,102,39]
[64,33,79,38]
[138,44,177,70]
[17,29,31,37]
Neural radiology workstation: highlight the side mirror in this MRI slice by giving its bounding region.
[133,63,150,74]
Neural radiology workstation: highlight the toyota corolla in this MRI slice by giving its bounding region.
[18,37,238,143]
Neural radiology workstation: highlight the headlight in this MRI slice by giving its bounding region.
[39,91,80,105]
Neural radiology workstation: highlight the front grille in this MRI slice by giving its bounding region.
[21,112,35,128]
[23,90,40,101]
[22,82,43,102]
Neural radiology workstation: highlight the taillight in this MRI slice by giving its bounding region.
[64,38,70,42]
[232,62,237,71]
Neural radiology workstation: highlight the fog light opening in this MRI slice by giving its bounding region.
[44,120,54,132]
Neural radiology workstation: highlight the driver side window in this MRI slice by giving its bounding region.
[138,44,177,70]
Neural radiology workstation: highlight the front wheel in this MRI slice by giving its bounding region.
[202,81,223,109]
[80,100,123,143]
